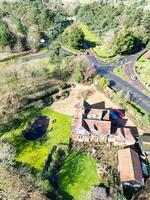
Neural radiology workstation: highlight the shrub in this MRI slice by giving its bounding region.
[94,75,109,91]
[61,24,85,50]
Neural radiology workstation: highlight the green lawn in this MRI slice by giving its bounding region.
[113,66,128,81]
[136,56,150,88]
[59,152,99,200]
[2,108,71,171]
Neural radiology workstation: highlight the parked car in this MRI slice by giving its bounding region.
[113,109,125,118]
[109,111,118,119]
[130,75,137,80]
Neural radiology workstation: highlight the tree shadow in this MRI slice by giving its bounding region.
[22,116,49,141]
[85,40,96,49]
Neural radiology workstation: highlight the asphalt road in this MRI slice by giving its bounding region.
[17,51,50,63]
[17,47,150,112]
[87,53,150,112]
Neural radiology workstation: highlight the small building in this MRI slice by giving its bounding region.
[118,148,144,188]
[138,133,150,160]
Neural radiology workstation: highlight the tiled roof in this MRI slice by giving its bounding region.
[118,148,144,185]
[116,127,135,143]
[71,114,83,131]
[84,119,111,135]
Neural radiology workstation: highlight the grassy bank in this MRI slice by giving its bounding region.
[135,56,150,91]
[113,66,128,81]
[80,22,116,61]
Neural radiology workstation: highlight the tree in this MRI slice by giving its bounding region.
[0,20,16,49]
[49,40,65,64]
[27,25,40,52]
[143,12,150,32]
[113,30,136,55]
[74,63,84,83]
[61,24,84,50]
[94,75,109,90]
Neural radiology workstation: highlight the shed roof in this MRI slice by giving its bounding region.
[118,148,144,186]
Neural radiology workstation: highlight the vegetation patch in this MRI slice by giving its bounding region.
[135,56,150,90]
[2,108,71,171]
[80,22,115,61]
[59,152,99,200]
[78,2,149,55]
[113,66,128,81]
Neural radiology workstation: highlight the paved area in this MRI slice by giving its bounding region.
[16,46,150,112]
[123,61,146,91]
[87,51,150,113]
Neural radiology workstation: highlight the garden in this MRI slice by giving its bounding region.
[2,108,72,171]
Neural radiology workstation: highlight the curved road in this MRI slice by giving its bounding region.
[17,47,150,112]
[87,53,150,112]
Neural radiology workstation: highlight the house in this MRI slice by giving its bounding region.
[71,100,111,142]
[108,127,136,146]
[71,100,136,145]
[138,133,150,160]
[118,148,144,188]
[71,114,111,143]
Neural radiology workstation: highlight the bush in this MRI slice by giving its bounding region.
[61,24,84,50]
[0,20,16,49]
[74,63,84,83]
[94,75,109,90]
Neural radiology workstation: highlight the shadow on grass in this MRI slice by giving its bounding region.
[23,116,49,141]
[85,40,96,49]
[0,108,41,136]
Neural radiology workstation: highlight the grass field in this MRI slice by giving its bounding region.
[113,66,128,81]
[2,108,71,171]
[59,152,99,200]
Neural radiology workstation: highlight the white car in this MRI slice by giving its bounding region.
[130,75,137,80]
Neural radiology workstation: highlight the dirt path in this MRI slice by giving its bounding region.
[50,84,144,134]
